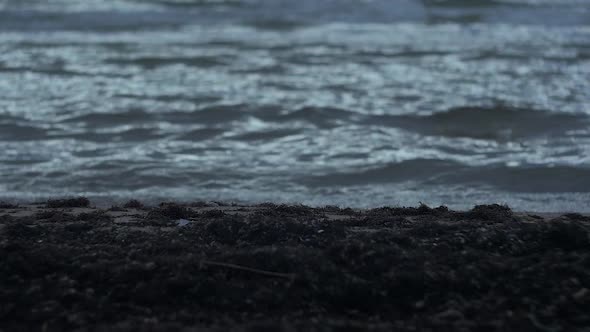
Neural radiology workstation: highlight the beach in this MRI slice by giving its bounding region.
[1,198,589,331]
[2,1,589,329]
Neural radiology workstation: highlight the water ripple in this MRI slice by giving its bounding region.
[1,0,590,210]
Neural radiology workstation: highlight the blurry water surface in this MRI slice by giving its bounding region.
[1,0,590,211]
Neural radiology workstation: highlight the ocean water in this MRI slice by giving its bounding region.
[0,0,589,211]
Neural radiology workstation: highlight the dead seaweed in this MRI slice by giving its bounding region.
[367,203,449,217]
[0,202,18,209]
[34,210,76,223]
[1,202,589,331]
[46,197,90,209]
[146,203,193,221]
[200,209,226,219]
[77,211,113,223]
[461,204,515,222]
[2,222,43,239]
[564,213,590,222]
[122,199,144,209]
[545,220,590,250]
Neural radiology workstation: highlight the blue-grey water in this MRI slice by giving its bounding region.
[1,0,589,211]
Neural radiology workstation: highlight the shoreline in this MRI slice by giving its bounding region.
[1,198,589,331]
[1,197,586,219]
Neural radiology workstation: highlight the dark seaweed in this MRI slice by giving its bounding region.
[0,202,589,331]
[122,199,143,209]
[46,197,90,208]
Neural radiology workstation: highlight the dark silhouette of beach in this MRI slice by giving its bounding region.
[1,198,589,331]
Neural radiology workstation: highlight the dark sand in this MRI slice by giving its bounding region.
[1,199,589,331]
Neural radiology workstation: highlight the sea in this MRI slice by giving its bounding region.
[0,0,589,211]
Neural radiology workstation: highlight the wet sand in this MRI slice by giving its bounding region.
[1,198,589,331]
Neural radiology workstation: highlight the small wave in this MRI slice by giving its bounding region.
[59,128,165,142]
[0,123,50,141]
[368,106,589,140]
[356,49,452,58]
[62,109,156,127]
[0,158,50,165]
[329,152,371,160]
[435,164,590,193]
[231,64,289,75]
[303,158,590,193]
[422,0,507,7]
[149,0,246,7]
[64,166,249,191]
[166,105,250,124]
[226,128,302,141]
[61,105,250,127]
[243,19,307,31]
[114,94,222,104]
[463,50,589,63]
[72,148,114,158]
[254,106,589,141]
[176,128,225,141]
[303,159,461,187]
[268,107,357,129]
[0,10,191,32]
[0,66,105,78]
[422,0,585,7]
[104,56,230,69]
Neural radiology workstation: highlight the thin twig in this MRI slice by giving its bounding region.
[200,260,296,280]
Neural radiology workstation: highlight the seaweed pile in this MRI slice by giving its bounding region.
[1,200,589,331]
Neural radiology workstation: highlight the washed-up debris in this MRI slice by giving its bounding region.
[0,202,588,331]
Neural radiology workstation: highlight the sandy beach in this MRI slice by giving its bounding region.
[1,198,589,331]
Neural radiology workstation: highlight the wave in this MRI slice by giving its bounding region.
[0,123,49,141]
[303,159,461,187]
[303,158,590,193]
[58,128,165,142]
[149,0,246,7]
[61,105,251,126]
[226,128,303,141]
[368,106,590,140]
[165,105,252,124]
[27,104,590,145]
[61,109,156,127]
[436,163,590,193]
[272,107,356,129]
[255,105,589,141]
[62,105,355,130]
[104,56,230,69]
[0,66,126,78]
[175,128,225,141]
[0,0,586,35]
[422,0,510,7]
[243,19,307,31]
[0,10,192,32]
